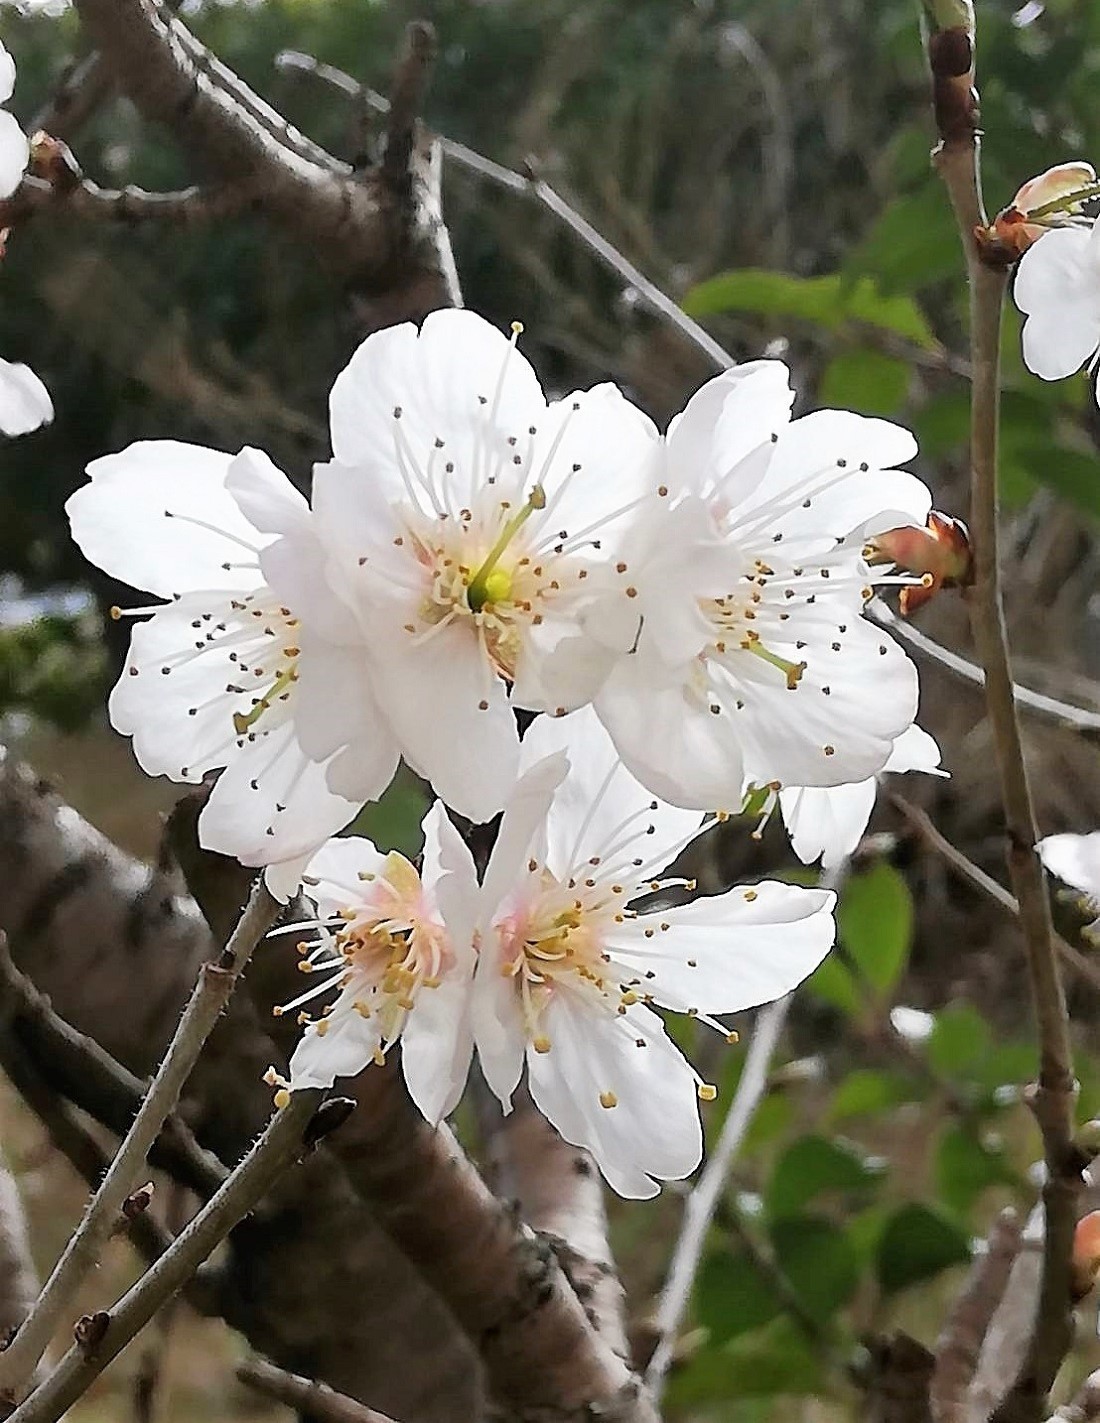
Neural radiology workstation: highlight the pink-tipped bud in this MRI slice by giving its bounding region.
[866,511,972,616]
[1073,1211,1100,1300]
[982,162,1099,261]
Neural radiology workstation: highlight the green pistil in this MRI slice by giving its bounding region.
[743,636,807,690]
[467,485,546,613]
[232,666,297,735]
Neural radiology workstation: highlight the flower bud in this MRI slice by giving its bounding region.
[1072,1211,1100,1300]
[982,162,1099,260]
[865,511,972,616]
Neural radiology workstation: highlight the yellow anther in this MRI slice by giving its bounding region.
[533,1035,552,1054]
[599,1090,618,1109]
[698,1083,717,1102]
[273,1088,291,1110]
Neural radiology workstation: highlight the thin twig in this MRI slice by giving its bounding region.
[275,48,734,371]
[0,936,228,1199]
[5,1091,324,1423]
[0,880,279,1405]
[0,1165,37,1349]
[870,601,1100,739]
[237,1357,400,1423]
[644,995,791,1396]
[381,22,436,187]
[889,794,1100,996]
[926,6,1083,1415]
[930,1208,1023,1423]
[0,174,259,229]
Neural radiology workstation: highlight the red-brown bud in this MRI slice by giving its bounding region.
[866,512,972,617]
[1072,1211,1100,1300]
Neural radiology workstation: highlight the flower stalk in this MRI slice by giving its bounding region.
[926,12,1085,1419]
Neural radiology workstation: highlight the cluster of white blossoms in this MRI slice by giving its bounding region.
[0,41,53,438]
[67,309,940,1193]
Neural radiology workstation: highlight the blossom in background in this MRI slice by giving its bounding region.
[591,360,932,811]
[1011,161,1100,389]
[1039,829,1100,938]
[66,441,397,898]
[0,40,52,438]
[308,309,660,823]
[779,723,947,870]
[283,802,477,1123]
[466,707,837,1198]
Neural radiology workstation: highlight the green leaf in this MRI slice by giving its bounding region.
[820,349,911,416]
[936,1125,1014,1215]
[876,1203,971,1293]
[927,1002,992,1078]
[829,1069,915,1123]
[837,862,914,1001]
[696,1249,782,1343]
[767,1135,882,1219]
[349,769,429,858]
[854,187,963,293]
[1013,442,1100,521]
[770,1216,860,1324]
[804,953,862,1016]
[667,1318,823,1405]
[681,269,936,348]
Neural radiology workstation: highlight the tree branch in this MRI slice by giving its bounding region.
[930,1208,1023,1423]
[0,882,280,1405]
[644,995,791,1396]
[237,1357,400,1423]
[5,1090,325,1423]
[889,795,1100,997]
[486,1093,629,1359]
[69,0,453,309]
[0,174,259,229]
[275,48,733,369]
[0,1165,36,1350]
[925,6,1084,1415]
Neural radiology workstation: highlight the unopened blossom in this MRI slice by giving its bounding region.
[986,162,1098,259]
[0,42,52,438]
[467,707,837,1198]
[283,803,476,1122]
[591,360,932,811]
[779,723,946,870]
[66,441,396,898]
[308,310,660,823]
[1039,830,1100,938]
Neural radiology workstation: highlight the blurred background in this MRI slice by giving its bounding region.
[4,0,1100,1418]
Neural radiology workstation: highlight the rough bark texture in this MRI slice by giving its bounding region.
[0,1167,36,1348]
[0,749,481,1423]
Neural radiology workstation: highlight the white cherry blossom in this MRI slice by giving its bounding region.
[467,707,837,1198]
[1039,830,1100,938]
[779,723,947,870]
[66,440,397,898]
[0,42,52,438]
[308,310,660,823]
[283,803,476,1123]
[1013,215,1100,387]
[592,360,932,811]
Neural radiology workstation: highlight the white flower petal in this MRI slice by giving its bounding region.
[1014,227,1100,380]
[292,639,400,804]
[1039,830,1100,897]
[779,780,877,868]
[480,750,570,915]
[0,109,28,199]
[198,722,360,870]
[259,525,363,647]
[885,723,947,776]
[0,358,51,436]
[225,447,310,536]
[666,361,794,504]
[264,855,310,904]
[472,953,528,1111]
[302,835,389,920]
[519,706,705,878]
[609,880,835,1017]
[289,995,383,1090]
[370,621,520,823]
[527,997,702,1198]
[0,43,16,105]
[67,442,264,598]
[596,654,748,811]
